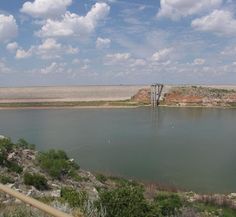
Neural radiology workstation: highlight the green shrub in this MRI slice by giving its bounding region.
[153,192,183,216]
[96,174,107,183]
[61,187,88,208]
[16,138,35,150]
[6,161,23,174]
[99,185,149,217]
[108,176,140,187]
[0,138,13,165]
[0,175,14,184]
[24,172,48,190]
[38,149,79,180]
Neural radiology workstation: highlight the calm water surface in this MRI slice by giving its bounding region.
[0,107,235,193]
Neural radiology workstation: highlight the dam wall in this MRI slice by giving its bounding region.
[0,85,149,103]
[1,85,236,104]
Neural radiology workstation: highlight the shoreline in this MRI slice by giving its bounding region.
[0,103,236,110]
[0,105,142,110]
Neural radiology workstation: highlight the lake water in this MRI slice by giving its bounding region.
[0,107,235,193]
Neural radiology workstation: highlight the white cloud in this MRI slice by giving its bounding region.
[130,59,146,67]
[16,48,34,59]
[193,58,205,65]
[6,42,18,52]
[151,48,173,62]
[0,60,11,74]
[36,38,61,59]
[21,0,72,18]
[15,38,79,59]
[0,14,18,43]
[157,0,222,21]
[221,46,236,55]
[37,38,79,58]
[40,62,65,74]
[38,3,110,38]
[96,37,111,49]
[191,10,236,36]
[66,46,79,54]
[105,52,131,65]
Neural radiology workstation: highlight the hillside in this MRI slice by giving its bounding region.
[162,86,236,107]
[132,86,236,107]
[1,137,236,217]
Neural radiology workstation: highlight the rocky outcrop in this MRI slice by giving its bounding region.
[162,86,236,107]
[0,147,104,205]
[131,88,150,104]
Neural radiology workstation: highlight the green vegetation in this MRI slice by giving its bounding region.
[193,202,236,217]
[38,149,79,180]
[6,161,23,174]
[98,185,149,217]
[0,138,13,165]
[0,138,23,173]
[60,187,88,208]
[0,205,40,217]
[24,172,48,190]
[96,174,107,183]
[107,176,140,187]
[0,100,143,108]
[98,184,184,217]
[1,137,236,217]
[0,175,14,184]
[16,138,35,150]
[153,192,183,216]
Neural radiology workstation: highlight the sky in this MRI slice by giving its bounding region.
[0,0,236,86]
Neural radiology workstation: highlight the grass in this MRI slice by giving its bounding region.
[193,202,236,217]
[0,100,146,108]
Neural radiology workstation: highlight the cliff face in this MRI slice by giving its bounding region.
[163,86,236,107]
[132,86,236,107]
[131,88,151,104]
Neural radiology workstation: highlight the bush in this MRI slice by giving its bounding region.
[24,172,48,190]
[96,174,107,183]
[0,138,14,165]
[38,149,79,180]
[0,175,14,184]
[16,138,35,150]
[6,161,23,174]
[99,185,149,217]
[153,192,183,216]
[61,187,88,208]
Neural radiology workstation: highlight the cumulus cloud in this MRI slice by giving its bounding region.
[221,46,236,56]
[37,3,110,38]
[151,48,173,62]
[193,58,205,65]
[157,0,222,21]
[0,60,11,73]
[6,42,18,52]
[191,10,236,36]
[40,62,65,74]
[0,14,18,43]
[37,38,79,58]
[105,52,131,65]
[15,38,79,59]
[21,0,72,18]
[130,59,146,67]
[16,48,34,59]
[96,37,111,49]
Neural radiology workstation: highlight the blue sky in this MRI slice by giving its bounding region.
[0,0,235,86]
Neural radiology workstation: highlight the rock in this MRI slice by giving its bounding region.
[7,152,16,161]
[0,135,6,140]
[228,193,236,199]
[69,158,74,163]
[131,89,150,103]
[50,190,61,198]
